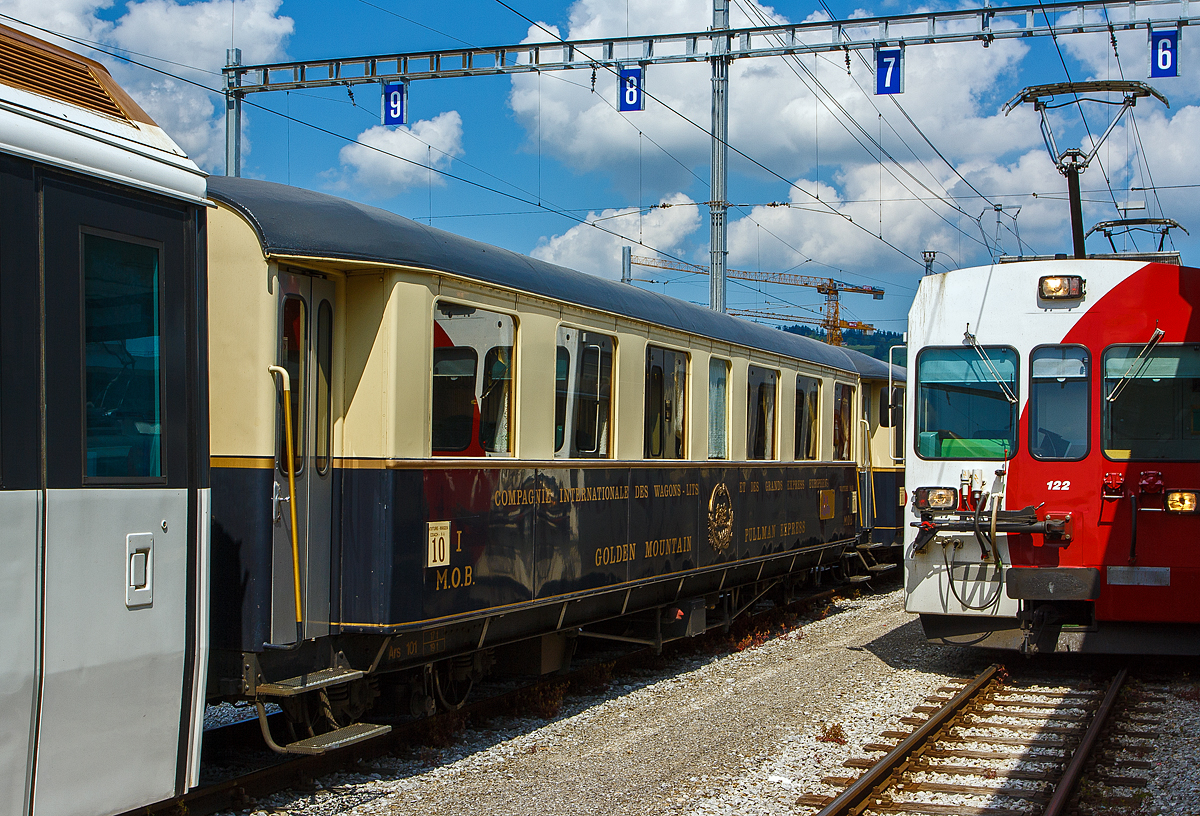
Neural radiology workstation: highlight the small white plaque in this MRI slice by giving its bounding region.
[426,521,451,568]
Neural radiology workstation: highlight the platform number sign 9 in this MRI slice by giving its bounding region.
[426,520,450,568]
[875,47,904,95]
[381,81,407,126]
[618,67,645,112]
[1150,29,1179,78]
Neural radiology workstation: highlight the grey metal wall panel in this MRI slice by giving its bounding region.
[0,491,38,816]
[34,489,189,816]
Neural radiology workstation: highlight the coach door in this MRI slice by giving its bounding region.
[32,175,205,816]
[271,271,335,644]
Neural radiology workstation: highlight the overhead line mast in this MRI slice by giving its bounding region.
[224,0,1200,311]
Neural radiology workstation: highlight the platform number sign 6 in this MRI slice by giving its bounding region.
[618,67,645,112]
[876,47,903,95]
[381,81,408,126]
[1150,30,1179,78]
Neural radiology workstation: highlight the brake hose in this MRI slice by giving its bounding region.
[946,491,1003,612]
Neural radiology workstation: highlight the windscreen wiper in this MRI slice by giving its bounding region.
[1105,327,1164,403]
[963,325,1018,404]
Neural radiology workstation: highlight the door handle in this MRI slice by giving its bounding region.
[272,481,290,523]
[126,532,153,608]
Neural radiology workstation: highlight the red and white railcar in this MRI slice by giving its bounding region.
[904,256,1200,653]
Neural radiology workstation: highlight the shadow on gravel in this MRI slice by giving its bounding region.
[859,617,1005,677]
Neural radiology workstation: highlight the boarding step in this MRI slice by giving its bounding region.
[256,667,364,697]
[847,575,872,583]
[868,563,898,574]
[857,541,894,552]
[278,722,391,755]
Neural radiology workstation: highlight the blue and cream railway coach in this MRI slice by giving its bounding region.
[205,176,903,750]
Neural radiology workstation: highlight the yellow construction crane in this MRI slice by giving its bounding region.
[727,309,875,336]
[630,255,884,346]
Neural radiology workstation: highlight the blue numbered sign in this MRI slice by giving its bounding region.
[1150,29,1179,78]
[876,47,903,95]
[381,82,407,125]
[618,67,644,112]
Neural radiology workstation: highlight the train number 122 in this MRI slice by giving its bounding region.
[1046,480,1071,491]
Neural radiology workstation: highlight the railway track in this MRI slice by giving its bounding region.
[800,663,1162,816]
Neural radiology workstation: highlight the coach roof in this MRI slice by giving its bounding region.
[207,176,903,382]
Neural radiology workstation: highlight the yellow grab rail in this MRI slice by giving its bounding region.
[267,365,304,640]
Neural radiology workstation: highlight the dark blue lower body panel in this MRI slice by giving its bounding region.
[210,462,861,679]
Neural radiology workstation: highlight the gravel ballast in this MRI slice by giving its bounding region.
[220,588,1200,816]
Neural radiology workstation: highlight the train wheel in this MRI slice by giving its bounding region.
[433,659,474,711]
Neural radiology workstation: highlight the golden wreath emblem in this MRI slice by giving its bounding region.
[708,482,734,553]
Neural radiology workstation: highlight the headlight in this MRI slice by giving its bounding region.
[1166,490,1198,513]
[913,487,957,511]
[1039,275,1085,299]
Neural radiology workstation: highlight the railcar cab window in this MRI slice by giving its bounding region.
[554,328,613,458]
[83,232,163,480]
[431,302,515,456]
[1030,346,1089,460]
[1104,344,1200,460]
[644,346,687,459]
[915,347,1017,460]
[833,383,855,461]
[709,358,730,459]
[747,366,777,460]
[795,376,819,460]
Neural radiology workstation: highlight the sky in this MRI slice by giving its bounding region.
[4,0,1198,334]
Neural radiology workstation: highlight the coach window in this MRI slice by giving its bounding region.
[833,383,855,460]
[747,366,777,460]
[555,328,613,458]
[83,232,163,480]
[644,345,687,459]
[432,302,515,456]
[795,375,819,460]
[915,347,1017,460]
[1103,343,1200,460]
[315,299,333,474]
[554,347,569,452]
[278,296,307,474]
[1030,346,1088,460]
[709,358,730,459]
[890,388,905,462]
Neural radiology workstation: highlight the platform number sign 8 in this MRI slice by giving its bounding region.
[426,520,450,568]
[618,67,645,112]
[1150,30,1179,78]
[381,81,407,126]
[876,47,903,95]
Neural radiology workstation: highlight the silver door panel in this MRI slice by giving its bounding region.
[305,278,335,639]
[0,491,39,816]
[34,489,188,816]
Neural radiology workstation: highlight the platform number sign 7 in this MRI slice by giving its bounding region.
[1150,29,1179,78]
[618,67,645,112]
[876,47,903,95]
[381,81,407,126]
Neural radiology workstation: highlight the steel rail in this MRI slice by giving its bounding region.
[815,663,1002,816]
[1044,666,1129,816]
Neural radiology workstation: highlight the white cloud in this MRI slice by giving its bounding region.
[335,111,465,194]
[508,1,1040,197]
[0,0,294,172]
[531,192,703,278]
